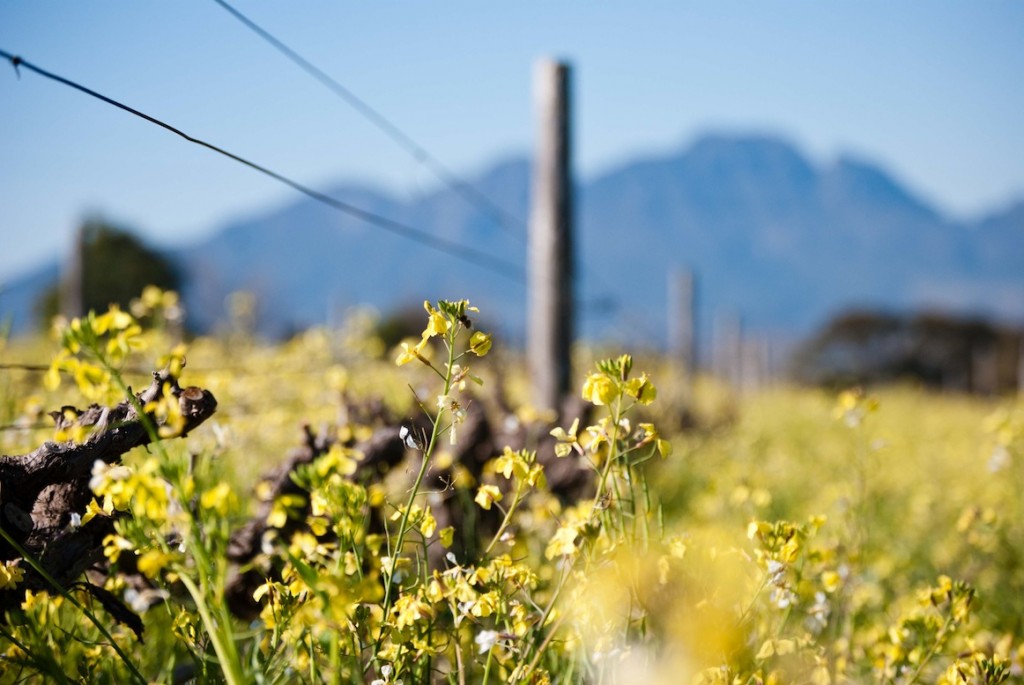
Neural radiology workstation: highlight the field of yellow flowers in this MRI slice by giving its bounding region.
[0,289,1021,684]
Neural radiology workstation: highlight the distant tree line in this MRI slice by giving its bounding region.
[793,310,1023,394]
[35,219,180,328]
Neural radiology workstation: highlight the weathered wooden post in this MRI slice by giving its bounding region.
[1018,335,1024,395]
[60,223,85,319]
[971,342,998,395]
[713,310,743,390]
[528,59,574,412]
[668,268,697,388]
[740,336,768,392]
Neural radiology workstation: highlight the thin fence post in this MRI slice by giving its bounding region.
[713,310,743,390]
[668,268,696,389]
[971,342,998,395]
[61,224,84,320]
[740,336,767,392]
[528,59,574,413]
[1017,335,1024,395]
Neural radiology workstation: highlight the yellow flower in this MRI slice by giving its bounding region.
[395,336,429,366]
[44,352,67,391]
[0,561,24,589]
[419,508,438,538]
[423,300,449,338]
[624,373,657,405]
[102,534,134,563]
[550,418,582,457]
[470,591,500,618]
[545,524,578,559]
[80,497,112,525]
[200,482,235,517]
[469,331,492,356]
[494,447,528,479]
[157,343,188,377]
[141,285,165,309]
[106,324,146,361]
[393,594,433,629]
[21,589,43,611]
[475,484,503,510]
[137,549,175,579]
[581,373,617,406]
[267,494,306,528]
[93,305,134,335]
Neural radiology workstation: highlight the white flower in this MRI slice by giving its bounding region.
[475,629,500,654]
[770,587,797,609]
[805,591,830,634]
[371,664,402,685]
[124,587,170,614]
[766,559,786,586]
[437,394,468,445]
[989,444,1010,473]
[399,425,421,450]
[89,459,131,491]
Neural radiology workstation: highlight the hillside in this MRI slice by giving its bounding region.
[2,134,1021,352]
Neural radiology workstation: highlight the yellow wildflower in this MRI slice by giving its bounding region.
[550,418,582,457]
[581,373,617,406]
[423,300,449,338]
[545,524,579,559]
[822,570,842,593]
[469,331,492,356]
[102,534,134,563]
[200,482,235,517]
[137,549,175,579]
[0,561,24,589]
[624,373,657,405]
[393,594,433,629]
[395,336,429,366]
[420,508,438,538]
[475,484,503,510]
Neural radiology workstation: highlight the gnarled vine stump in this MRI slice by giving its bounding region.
[0,371,217,618]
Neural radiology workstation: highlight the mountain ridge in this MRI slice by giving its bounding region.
[2,133,1021,354]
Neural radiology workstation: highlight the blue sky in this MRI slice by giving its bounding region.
[1,1,1022,282]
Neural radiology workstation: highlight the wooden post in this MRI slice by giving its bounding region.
[668,268,696,387]
[713,311,742,390]
[971,343,998,395]
[61,224,85,319]
[740,336,768,392]
[528,59,574,412]
[1018,335,1024,395]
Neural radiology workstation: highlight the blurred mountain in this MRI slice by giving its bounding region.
[2,134,1021,352]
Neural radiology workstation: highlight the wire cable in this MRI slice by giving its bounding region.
[211,0,525,238]
[0,49,525,283]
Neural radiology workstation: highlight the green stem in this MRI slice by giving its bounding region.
[517,564,571,681]
[377,329,457,654]
[481,645,495,685]
[904,613,955,685]
[178,572,246,685]
[485,481,525,556]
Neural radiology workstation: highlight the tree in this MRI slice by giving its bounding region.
[35,219,180,328]
[792,309,1022,394]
